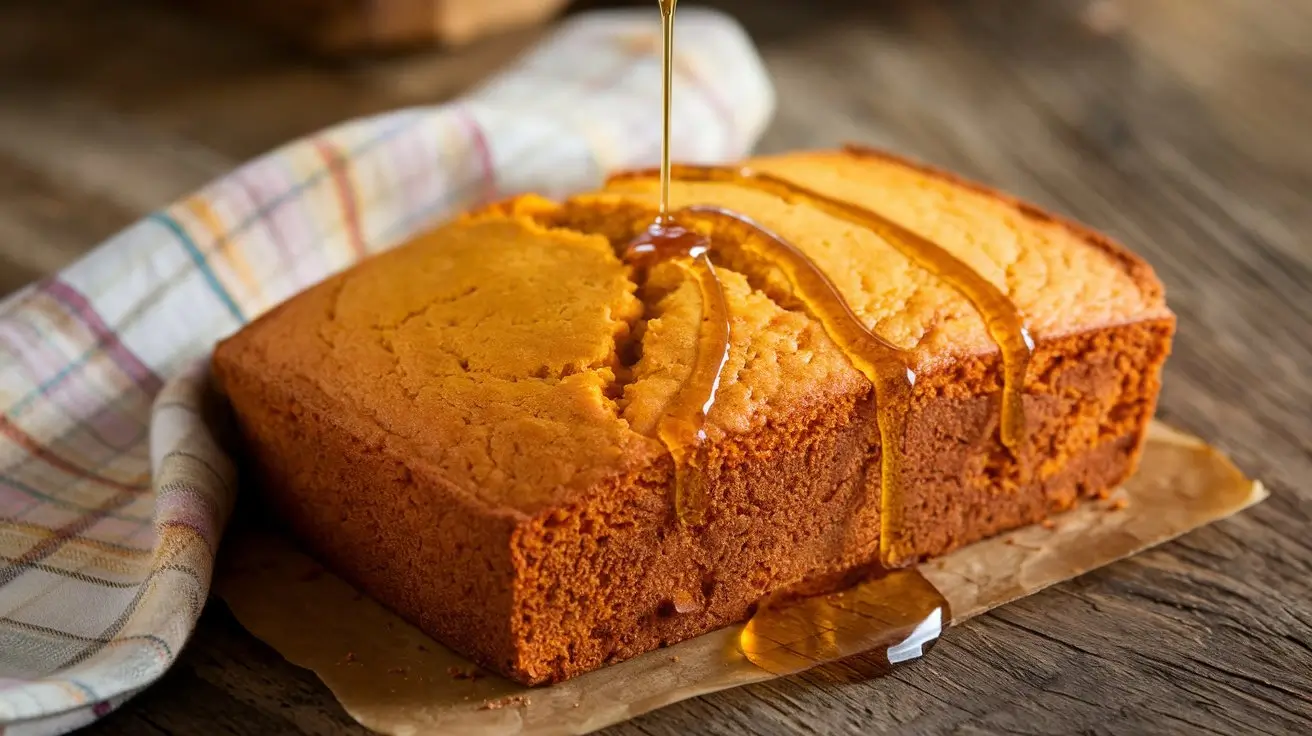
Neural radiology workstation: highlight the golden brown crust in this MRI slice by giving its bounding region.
[215,215,661,514]
[212,147,1175,685]
[840,143,1166,308]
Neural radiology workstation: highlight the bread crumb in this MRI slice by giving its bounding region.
[447,665,483,680]
[1094,488,1112,500]
[573,702,581,708]
[672,589,702,614]
[480,695,531,710]
[669,655,680,663]
[1041,519,1056,530]
[1004,538,1016,546]
[1108,498,1128,511]
[340,652,357,665]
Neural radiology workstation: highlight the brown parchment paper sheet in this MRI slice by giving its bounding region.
[214,422,1266,735]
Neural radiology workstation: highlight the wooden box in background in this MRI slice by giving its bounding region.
[184,0,573,54]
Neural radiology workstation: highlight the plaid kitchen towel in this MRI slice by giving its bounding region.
[0,8,773,734]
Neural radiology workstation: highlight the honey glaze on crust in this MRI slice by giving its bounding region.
[623,218,731,525]
[610,164,1036,456]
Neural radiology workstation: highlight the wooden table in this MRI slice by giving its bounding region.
[3,0,1309,733]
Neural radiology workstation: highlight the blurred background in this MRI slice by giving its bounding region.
[1,0,1306,295]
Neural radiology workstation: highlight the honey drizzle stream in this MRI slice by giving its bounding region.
[662,255,730,524]
[623,0,734,526]
[657,0,677,220]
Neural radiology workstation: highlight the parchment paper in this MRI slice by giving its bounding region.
[214,422,1265,735]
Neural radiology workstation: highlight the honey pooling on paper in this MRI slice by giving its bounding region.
[739,569,949,675]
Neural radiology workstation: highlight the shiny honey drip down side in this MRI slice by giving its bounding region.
[679,205,917,564]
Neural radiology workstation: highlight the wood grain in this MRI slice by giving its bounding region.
[2,0,1308,733]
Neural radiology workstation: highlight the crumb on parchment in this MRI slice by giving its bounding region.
[447,665,483,680]
[480,695,532,710]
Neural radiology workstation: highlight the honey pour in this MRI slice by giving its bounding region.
[620,0,733,525]
[628,200,955,676]
[622,0,1026,679]
[738,568,949,677]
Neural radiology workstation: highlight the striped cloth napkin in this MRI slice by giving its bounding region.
[0,9,773,734]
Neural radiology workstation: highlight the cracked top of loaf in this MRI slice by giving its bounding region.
[212,148,1169,515]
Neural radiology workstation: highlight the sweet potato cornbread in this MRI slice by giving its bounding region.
[213,147,1173,685]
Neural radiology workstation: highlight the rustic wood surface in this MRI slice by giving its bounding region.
[3,0,1309,733]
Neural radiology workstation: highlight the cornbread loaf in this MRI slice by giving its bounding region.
[212,148,1174,685]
